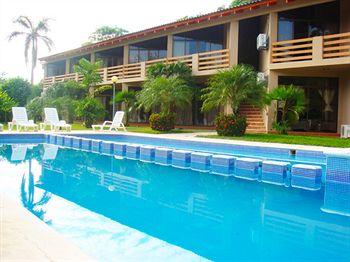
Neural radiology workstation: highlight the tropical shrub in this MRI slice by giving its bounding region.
[138,74,193,131]
[74,58,102,96]
[27,97,44,122]
[75,97,105,128]
[0,90,17,121]
[113,90,136,126]
[149,113,175,131]
[44,80,87,100]
[215,114,247,136]
[201,64,266,136]
[146,62,193,82]
[202,64,266,115]
[265,85,306,134]
[0,77,31,106]
[51,97,78,123]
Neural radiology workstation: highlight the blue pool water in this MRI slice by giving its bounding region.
[0,140,349,261]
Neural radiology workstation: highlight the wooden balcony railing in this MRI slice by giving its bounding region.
[271,38,313,63]
[42,49,230,88]
[323,32,350,59]
[271,32,350,64]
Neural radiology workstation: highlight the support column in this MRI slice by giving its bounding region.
[227,20,239,66]
[266,70,278,132]
[123,45,129,65]
[65,58,70,74]
[167,34,173,58]
[268,12,278,65]
[43,64,48,78]
[91,52,96,63]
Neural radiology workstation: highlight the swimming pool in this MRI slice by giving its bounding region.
[0,134,349,261]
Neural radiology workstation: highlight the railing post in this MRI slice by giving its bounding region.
[52,76,56,84]
[192,54,199,75]
[312,36,323,63]
[103,68,108,82]
[140,62,146,78]
[75,73,79,82]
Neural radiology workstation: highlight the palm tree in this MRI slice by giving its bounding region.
[8,16,54,84]
[137,76,193,115]
[201,64,266,116]
[114,90,136,126]
[265,85,306,134]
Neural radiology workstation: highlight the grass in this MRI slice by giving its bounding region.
[199,133,350,148]
[71,123,205,134]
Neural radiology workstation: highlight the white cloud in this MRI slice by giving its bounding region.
[0,0,228,83]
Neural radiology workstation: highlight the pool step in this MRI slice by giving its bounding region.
[45,134,323,191]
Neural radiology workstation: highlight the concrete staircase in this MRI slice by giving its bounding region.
[238,104,266,134]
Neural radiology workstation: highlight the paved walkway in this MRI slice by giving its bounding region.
[0,194,93,261]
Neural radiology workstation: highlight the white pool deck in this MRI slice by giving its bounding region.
[0,130,349,260]
[0,194,93,261]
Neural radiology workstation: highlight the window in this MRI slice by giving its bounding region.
[278,1,339,41]
[47,60,66,77]
[173,25,225,57]
[69,54,91,73]
[128,37,167,64]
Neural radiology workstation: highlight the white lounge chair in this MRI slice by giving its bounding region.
[11,145,28,161]
[9,107,38,131]
[92,111,127,131]
[42,144,59,160]
[41,108,71,131]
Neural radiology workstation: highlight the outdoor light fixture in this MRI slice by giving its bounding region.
[111,76,118,118]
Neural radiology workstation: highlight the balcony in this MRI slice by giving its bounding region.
[42,49,230,88]
[270,32,350,70]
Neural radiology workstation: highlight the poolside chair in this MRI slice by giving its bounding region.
[42,144,59,160]
[92,111,127,132]
[11,145,28,161]
[42,108,71,132]
[9,107,38,131]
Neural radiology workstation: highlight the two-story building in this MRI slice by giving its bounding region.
[39,0,350,134]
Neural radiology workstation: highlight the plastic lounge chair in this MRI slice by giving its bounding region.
[42,144,59,160]
[11,145,28,161]
[9,107,38,131]
[92,111,126,131]
[42,108,71,131]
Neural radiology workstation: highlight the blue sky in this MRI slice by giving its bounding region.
[0,0,228,83]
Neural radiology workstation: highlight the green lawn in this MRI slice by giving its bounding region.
[71,123,205,134]
[199,133,350,148]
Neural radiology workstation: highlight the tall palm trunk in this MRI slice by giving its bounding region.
[30,38,36,84]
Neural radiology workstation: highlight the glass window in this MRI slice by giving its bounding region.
[278,1,339,41]
[128,37,167,63]
[173,25,225,57]
[279,76,339,133]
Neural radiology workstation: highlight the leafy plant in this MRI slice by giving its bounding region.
[75,97,105,128]
[113,90,136,126]
[149,113,175,131]
[73,58,102,96]
[230,0,250,8]
[215,114,247,136]
[201,64,266,116]
[146,62,193,83]
[27,97,44,122]
[0,90,17,121]
[138,76,192,116]
[44,80,87,100]
[265,85,306,134]
[0,77,31,106]
[88,26,129,43]
[8,16,53,84]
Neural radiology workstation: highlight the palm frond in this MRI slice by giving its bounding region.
[14,16,33,30]
[36,18,51,33]
[8,31,25,41]
[38,35,54,50]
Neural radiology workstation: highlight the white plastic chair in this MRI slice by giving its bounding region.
[9,107,38,131]
[42,144,59,160]
[42,108,71,132]
[92,111,126,131]
[341,125,350,138]
[11,145,28,161]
